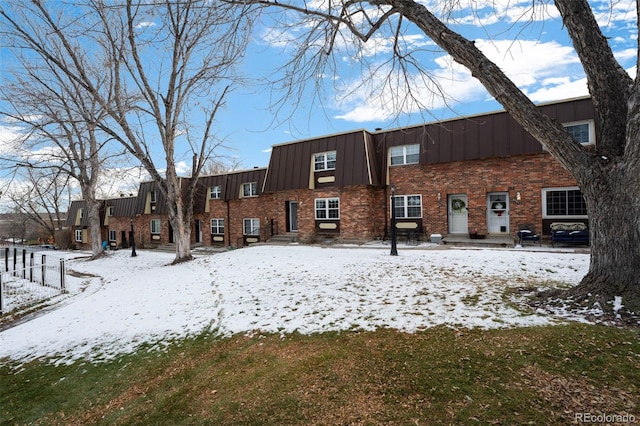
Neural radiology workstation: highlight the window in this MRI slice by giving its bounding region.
[150,219,161,234]
[75,229,83,243]
[109,230,116,241]
[243,218,260,235]
[107,206,114,216]
[563,121,594,145]
[242,182,258,197]
[542,187,588,218]
[315,198,340,219]
[314,151,337,171]
[149,191,157,203]
[210,186,221,199]
[211,218,224,234]
[392,195,422,218]
[390,144,420,165]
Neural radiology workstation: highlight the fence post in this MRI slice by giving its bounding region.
[41,254,46,286]
[30,252,34,282]
[13,248,17,276]
[0,273,3,315]
[60,258,65,292]
[22,249,26,279]
[4,248,7,272]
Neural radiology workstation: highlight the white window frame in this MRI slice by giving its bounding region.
[75,229,83,243]
[149,191,157,203]
[542,187,588,219]
[150,219,161,235]
[243,218,260,236]
[107,206,114,216]
[390,144,420,166]
[315,197,340,220]
[242,182,258,197]
[563,120,595,146]
[211,218,224,234]
[314,151,337,171]
[392,194,423,219]
[109,230,117,241]
[210,185,221,199]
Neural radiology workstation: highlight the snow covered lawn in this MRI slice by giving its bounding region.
[0,245,589,366]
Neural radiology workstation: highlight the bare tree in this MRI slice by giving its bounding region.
[0,0,255,263]
[228,0,639,312]
[4,166,69,238]
[0,38,125,258]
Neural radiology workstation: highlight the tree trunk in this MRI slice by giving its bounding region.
[85,196,105,259]
[569,157,640,312]
[165,174,193,264]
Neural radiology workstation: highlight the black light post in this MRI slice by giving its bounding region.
[390,184,398,256]
[130,218,137,257]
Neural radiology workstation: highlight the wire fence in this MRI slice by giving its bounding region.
[0,247,66,315]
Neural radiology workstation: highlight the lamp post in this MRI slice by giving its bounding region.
[130,218,137,257]
[390,184,398,256]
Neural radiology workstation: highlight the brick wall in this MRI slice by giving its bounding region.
[388,152,577,238]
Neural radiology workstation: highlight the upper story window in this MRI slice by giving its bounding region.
[563,120,595,145]
[390,144,420,165]
[392,195,422,218]
[149,191,157,203]
[314,151,337,171]
[242,182,258,197]
[210,185,221,199]
[107,206,114,216]
[315,198,340,220]
[542,187,587,218]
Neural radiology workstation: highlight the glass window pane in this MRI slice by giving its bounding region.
[566,124,590,144]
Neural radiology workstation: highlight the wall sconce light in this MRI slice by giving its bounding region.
[516,192,521,202]
[437,192,441,202]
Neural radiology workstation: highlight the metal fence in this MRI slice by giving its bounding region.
[0,247,66,315]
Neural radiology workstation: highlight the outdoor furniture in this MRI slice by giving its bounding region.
[550,222,589,247]
[517,223,541,246]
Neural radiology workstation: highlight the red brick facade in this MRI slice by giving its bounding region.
[69,98,593,249]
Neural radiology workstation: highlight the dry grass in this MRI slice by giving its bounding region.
[2,324,639,425]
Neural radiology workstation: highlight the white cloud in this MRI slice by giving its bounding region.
[0,124,24,155]
[333,38,584,123]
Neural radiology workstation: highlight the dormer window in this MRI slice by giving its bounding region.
[242,182,258,197]
[390,144,419,165]
[314,151,336,171]
[210,185,221,199]
[149,191,157,203]
[107,206,114,216]
[563,120,595,145]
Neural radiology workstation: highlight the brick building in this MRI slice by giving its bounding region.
[68,96,594,249]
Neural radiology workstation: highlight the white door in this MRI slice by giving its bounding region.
[448,194,468,234]
[487,192,509,234]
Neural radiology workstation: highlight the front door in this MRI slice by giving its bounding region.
[194,220,202,243]
[487,192,509,234]
[448,194,468,233]
[287,201,298,232]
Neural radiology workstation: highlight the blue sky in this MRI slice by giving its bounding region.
[0,0,637,196]
[214,0,636,169]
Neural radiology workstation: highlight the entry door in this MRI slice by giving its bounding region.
[448,194,468,234]
[487,192,509,234]
[195,220,202,243]
[287,201,298,232]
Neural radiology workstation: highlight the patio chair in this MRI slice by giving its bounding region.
[517,223,541,246]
